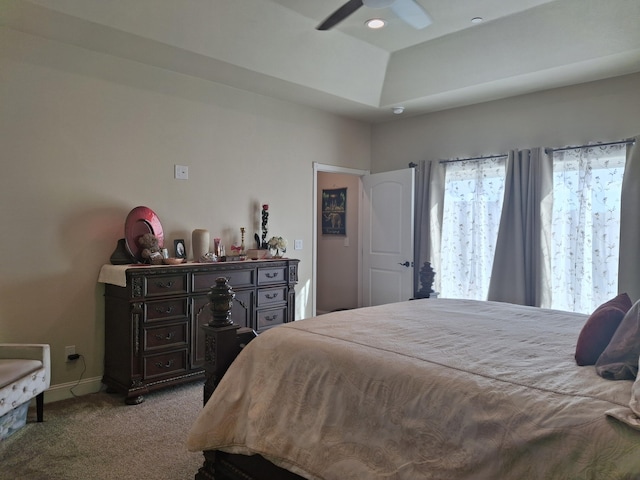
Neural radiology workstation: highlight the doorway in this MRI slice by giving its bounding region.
[312,163,368,316]
[312,163,416,316]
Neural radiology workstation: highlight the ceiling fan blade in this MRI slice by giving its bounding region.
[391,0,432,29]
[317,0,364,30]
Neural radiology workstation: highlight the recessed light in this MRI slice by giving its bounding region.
[392,106,405,114]
[366,18,387,29]
[471,17,484,24]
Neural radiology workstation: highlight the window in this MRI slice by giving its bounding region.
[549,144,626,313]
[427,142,629,312]
[439,158,506,299]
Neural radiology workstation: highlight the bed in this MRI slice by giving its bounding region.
[187,298,640,479]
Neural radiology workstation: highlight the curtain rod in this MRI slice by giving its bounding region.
[439,153,507,164]
[546,138,635,154]
[426,137,636,166]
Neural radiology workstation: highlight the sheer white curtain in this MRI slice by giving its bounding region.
[548,143,626,313]
[414,139,637,310]
[439,158,506,299]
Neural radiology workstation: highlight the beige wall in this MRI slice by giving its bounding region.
[3,25,639,402]
[0,28,371,398]
[371,72,640,173]
[316,172,360,313]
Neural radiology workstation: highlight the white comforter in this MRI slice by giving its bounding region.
[187,299,640,479]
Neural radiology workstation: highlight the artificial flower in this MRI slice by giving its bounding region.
[268,236,287,252]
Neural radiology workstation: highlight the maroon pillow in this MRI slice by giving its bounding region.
[575,292,632,366]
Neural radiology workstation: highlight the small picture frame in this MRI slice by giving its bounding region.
[174,239,186,259]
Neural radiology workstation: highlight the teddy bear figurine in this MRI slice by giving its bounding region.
[138,232,164,264]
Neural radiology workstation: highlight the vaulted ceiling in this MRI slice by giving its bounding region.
[3,0,640,122]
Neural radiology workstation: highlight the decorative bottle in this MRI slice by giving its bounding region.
[192,229,210,261]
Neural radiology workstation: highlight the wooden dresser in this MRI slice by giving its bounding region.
[99,258,299,404]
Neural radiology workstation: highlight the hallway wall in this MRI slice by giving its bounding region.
[316,172,361,313]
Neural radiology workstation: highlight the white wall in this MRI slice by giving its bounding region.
[371,73,640,172]
[0,27,371,397]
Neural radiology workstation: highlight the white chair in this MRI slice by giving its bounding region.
[0,344,50,438]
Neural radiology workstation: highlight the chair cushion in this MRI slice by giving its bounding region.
[0,359,42,389]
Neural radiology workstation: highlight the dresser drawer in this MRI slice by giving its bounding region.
[257,267,286,285]
[192,269,255,292]
[257,286,287,307]
[144,298,189,322]
[257,307,286,330]
[144,322,188,351]
[143,349,188,379]
[143,273,188,297]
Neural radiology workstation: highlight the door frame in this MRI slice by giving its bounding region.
[312,162,369,317]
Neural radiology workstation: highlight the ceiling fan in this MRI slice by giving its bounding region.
[317,0,432,31]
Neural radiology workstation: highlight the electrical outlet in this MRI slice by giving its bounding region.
[65,345,76,362]
[294,239,303,250]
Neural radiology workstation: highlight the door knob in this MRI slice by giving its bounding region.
[398,261,411,267]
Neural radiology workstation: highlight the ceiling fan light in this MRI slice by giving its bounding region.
[366,18,387,29]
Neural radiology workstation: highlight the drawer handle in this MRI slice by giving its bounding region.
[155,305,174,314]
[156,332,175,341]
[156,280,175,289]
[265,292,279,300]
[265,272,279,279]
[264,314,278,322]
[132,303,143,356]
[156,360,174,369]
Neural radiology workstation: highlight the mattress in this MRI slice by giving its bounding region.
[187,299,640,479]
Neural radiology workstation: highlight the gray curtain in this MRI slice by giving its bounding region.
[618,136,640,301]
[487,148,552,306]
[413,160,445,296]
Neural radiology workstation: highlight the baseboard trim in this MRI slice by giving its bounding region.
[44,376,104,403]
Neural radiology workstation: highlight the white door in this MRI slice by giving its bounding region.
[362,168,415,306]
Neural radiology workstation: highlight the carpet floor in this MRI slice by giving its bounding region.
[0,382,205,480]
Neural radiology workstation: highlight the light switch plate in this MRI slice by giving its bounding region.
[174,165,189,180]
[294,239,303,250]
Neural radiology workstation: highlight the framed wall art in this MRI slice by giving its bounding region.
[322,187,346,235]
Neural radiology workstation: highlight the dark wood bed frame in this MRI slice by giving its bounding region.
[195,450,304,480]
[196,317,306,480]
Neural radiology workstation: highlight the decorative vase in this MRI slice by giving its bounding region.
[192,229,210,261]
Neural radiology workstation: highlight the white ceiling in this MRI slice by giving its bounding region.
[3,0,640,122]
